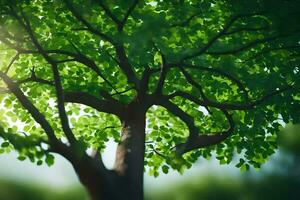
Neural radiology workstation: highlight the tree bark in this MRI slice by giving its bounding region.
[70,155,119,200]
[71,104,146,200]
[114,106,146,200]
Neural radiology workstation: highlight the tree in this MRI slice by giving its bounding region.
[0,0,299,199]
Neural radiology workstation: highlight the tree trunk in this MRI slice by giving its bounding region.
[71,155,119,200]
[72,105,146,200]
[114,108,146,200]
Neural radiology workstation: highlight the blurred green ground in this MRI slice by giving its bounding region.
[0,171,299,200]
[146,174,300,200]
[0,179,89,200]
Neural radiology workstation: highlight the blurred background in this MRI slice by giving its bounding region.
[0,124,299,200]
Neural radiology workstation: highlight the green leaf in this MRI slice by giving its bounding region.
[1,142,9,148]
[37,160,43,166]
[17,156,26,161]
[45,154,55,167]
[240,163,250,172]
[162,165,169,174]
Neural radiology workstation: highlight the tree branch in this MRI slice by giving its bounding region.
[63,0,114,43]
[66,40,118,92]
[0,72,60,145]
[156,97,198,137]
[139,66,156,96]
[18,10,77,144]
[176,109,235,154]
[63,1,139,89]
[178,65,212,113]
[4,52,20,74]
[242,45,300,62]
[17,73,54,86]
[179,12,266,61]
[111,87,134,96]
[16,75,124,116]
[18,49,117,91]
[170,12,200,27]
[96,1,121,26]
[64,91,124,117]
[168,85,294,111]
[154,46,169,95]
[119,0,139,31]
[1,70,106,170]
[179,63,249,100]
[180,15,240,61]
[115,45,139,86]
[5,5,137,90]
[155,97,235,155]
[206,30,300,56]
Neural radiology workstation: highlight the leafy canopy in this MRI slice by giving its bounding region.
[0,0,300,176]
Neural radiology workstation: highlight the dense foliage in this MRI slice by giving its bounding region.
[0,0,299,178]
